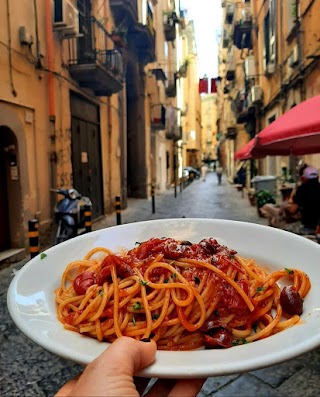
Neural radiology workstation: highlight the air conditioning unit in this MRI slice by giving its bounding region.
[265,62,275,76]
[289,45,299,68]
[251,85,263,103]
[244,55,255,79]
[53,0,79,37]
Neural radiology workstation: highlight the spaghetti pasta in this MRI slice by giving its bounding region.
[55,237,311,350]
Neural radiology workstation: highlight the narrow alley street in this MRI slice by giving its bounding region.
[1,173,320,396]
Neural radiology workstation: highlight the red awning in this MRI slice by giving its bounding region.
[255,95,320,156]
[235,95,320,159]
[234,138,258,160]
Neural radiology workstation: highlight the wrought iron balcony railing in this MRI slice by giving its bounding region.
[68,17,124,96]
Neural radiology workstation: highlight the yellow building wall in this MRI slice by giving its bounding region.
[0,0,123,248]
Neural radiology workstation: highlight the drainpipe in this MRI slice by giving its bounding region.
[45,0,55,118]
[296,0,306,101]
[45,0,56,212]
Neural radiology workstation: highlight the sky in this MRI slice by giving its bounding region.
[180,0,222,79]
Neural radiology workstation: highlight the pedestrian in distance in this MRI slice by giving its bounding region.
[55,336,205,397]
[216,165,223,185]
[201,163,208,182]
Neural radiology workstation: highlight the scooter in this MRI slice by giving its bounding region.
[51,188,92,245]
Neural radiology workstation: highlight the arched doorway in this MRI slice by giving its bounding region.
[0,127,18,250]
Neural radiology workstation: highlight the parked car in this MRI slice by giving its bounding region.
[183,166,200,180]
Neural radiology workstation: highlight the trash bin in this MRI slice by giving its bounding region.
[251,176,277,192]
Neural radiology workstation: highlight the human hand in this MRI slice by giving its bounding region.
[55,336,205,397]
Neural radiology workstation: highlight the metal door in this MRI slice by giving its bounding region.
[70,94,103,219]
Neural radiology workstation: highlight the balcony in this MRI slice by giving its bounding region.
[68,17,123,96]
[131,23,156,65]
[226,51,235,80]
[109,0,138,27]
[226,127,237,139]
[222,25,233,48]
[225,4,235,24]
[166,80,177,97]
[233,19,252,50]
[166,125,182,141]
[151,104,166,131]
[163,11,179,41]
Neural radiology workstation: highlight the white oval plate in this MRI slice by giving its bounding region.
[7,219,320,378]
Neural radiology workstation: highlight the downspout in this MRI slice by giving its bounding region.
[296,0,306,101]
[105,0,113,211]
[45,0,57,212]
[45,0,55,118]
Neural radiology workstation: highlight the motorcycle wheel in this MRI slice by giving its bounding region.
[53,221,75,245]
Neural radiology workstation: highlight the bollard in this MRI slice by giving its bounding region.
[151,184,155,214]
[115,196,122,225]
[28,219,39,258]
[84,204,92,233]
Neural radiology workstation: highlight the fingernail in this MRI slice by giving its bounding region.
[140,338,151,342]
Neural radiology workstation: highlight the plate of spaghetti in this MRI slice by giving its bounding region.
[7,219,320,378]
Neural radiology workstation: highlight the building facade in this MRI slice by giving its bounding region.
[0,0,200,255]
[218,0,320,186]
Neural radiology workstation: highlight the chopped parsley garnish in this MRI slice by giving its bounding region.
[139,279,148,286]
[232,338,248,346]
[256,286,266,292]
[152,313,160,320]
[132,302,143,310]
[164,278,169,283]
[252,323,258,333]
[214,309,219,317]
[170,273,177,279]
[40,253,47,260]
[98,290,103,295]
[132,316,136,325]
[285,268,294,275]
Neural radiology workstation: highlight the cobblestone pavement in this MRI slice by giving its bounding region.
[1,172,320,396]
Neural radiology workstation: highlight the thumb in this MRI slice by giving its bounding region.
[62,337,157,397]
[97,336,157,376]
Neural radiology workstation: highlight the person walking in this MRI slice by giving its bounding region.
[201,163,208,181]
[216,165,223,185]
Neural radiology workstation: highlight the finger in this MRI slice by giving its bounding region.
[86,337,157,377]
[144,379,177,397]
[60,338,157,397]
[168,378,206,397]
[54,378,78,397]
[145,378,206,397]
[101,336,157,376]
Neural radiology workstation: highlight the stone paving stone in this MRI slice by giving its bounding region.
[250,347,320,388]
[198,374,240,396]
[276,367,320,396]
[208,373,277,397]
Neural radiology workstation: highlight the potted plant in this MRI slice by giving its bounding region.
[254,189,276,217]
[178,59,189,78]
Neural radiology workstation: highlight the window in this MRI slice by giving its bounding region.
[263,0,277,69]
